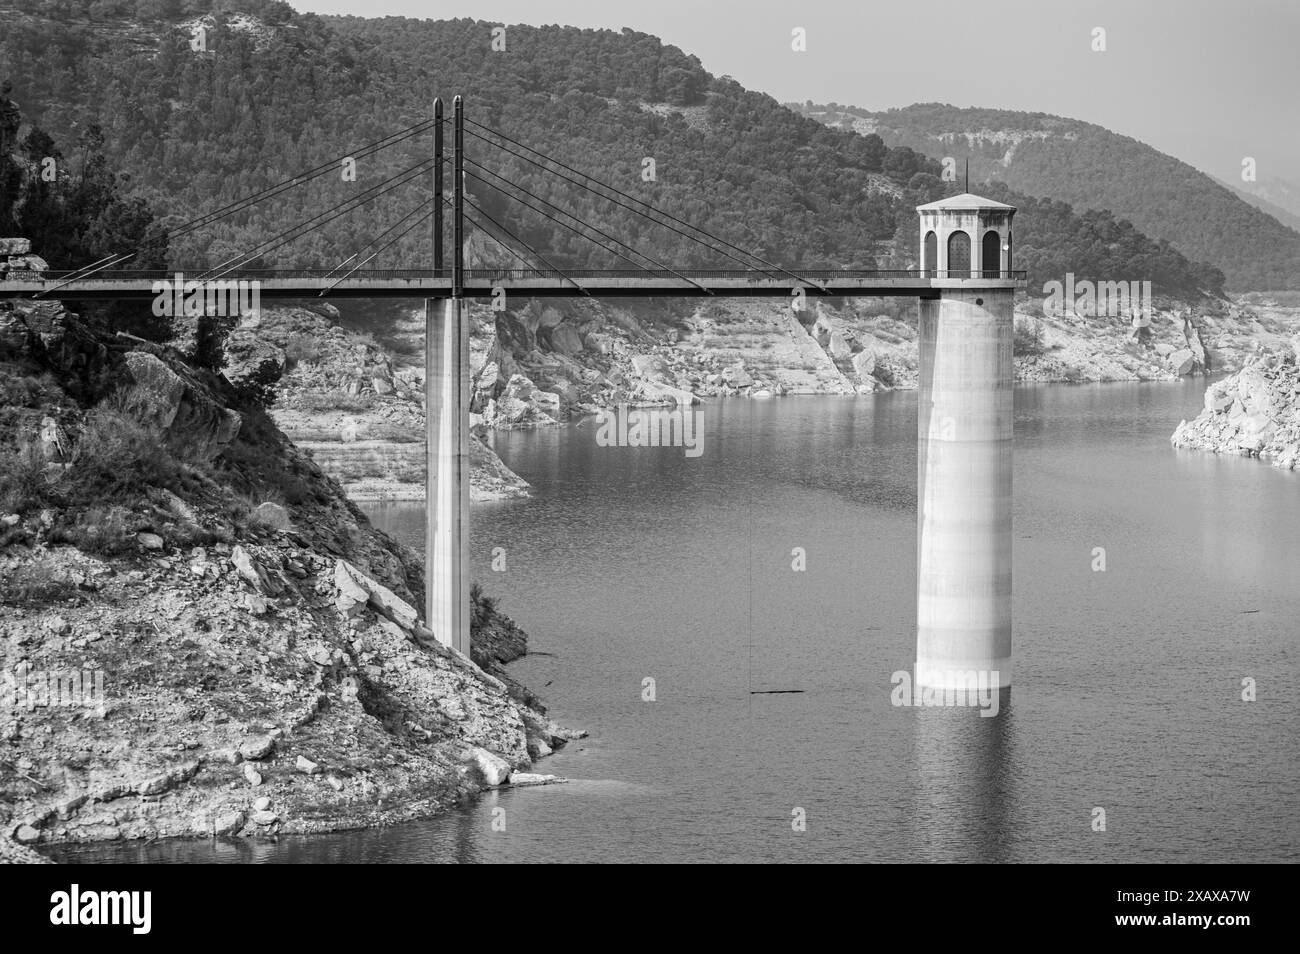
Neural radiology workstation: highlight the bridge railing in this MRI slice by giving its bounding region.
[24,267,1027,284]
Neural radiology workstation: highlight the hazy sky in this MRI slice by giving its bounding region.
[295,0,1300,185]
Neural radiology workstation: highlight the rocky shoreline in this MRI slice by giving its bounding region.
[232,294,1300,504]
[0,299,572,862]
[1171,340,1300,470]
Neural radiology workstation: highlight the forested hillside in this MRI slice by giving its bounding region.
[794,101,1300,292]
[0,1,1216,298]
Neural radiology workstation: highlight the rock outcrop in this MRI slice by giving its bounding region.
[1171,341,1300,469]
[226,305,530,502]
[0,300,568,859]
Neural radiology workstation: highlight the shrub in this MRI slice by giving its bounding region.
[0,365,61,408]
[0,439,49,514]
[66,407,181,505]
[59,505,133,556]
[470,581,498,633]
[1013,318,1047,357]
[0,559,79,607]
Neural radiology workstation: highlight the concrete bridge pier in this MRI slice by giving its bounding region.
[914,194,1017,690]
[425,296,471,657]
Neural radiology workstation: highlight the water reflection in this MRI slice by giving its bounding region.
[911,690,1017,863]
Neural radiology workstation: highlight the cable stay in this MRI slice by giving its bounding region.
[198,157,439,281]
[319,197,437,296]
[461,195,588,296]
[466,119,832,294]
[463,157,712,294]
[37,117,447,295]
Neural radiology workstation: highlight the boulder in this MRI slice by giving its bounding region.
[466,746,511,786]
[137,532,165,551]
[0,237,32,255]
[507,773,567,787]
[5,254,48,272]
[120,350,241,460]
[1166,348,1196,377]
[231,545,282,595]
[725,364,754,388]
[220,331,286,395]
[636,380,697,406]
[295,756,321,776]
[212,811,245,836]
[334,559,419,631]
[334,560,371,617]
[239,735,276,761]
[549,322,585,356]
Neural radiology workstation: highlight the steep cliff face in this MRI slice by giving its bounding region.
[1172,341,1300,470]
[0,300,566,855]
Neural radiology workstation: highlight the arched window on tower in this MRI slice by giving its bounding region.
[947,230,970,278]
[982,230,1001,279]
[1007,231,1013,272]
[924,230,937,277]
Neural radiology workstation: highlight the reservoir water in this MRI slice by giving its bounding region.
[59,381,1300,863]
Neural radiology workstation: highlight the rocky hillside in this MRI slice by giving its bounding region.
[0,298,572,858]
[1172,338,1300,470]
[435,293,1300,431]
[220,303,529,502]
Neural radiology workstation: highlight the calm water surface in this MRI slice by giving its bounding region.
[59,382,1300,863]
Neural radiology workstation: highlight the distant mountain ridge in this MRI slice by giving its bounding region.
[791,102,1300,292]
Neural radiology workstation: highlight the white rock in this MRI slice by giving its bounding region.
[333,559,370,617]
[239,735,276,761]
[243,763,263,787]
[507,773,567,787]
[334,559,419,630]
[137,532,165,550]
[467,747,512,786]
[42,616,71,635]
[296,755,320,775]
[253,796,271,812]
[231,545,280,595]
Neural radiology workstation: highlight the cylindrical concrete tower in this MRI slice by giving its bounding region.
[915,193,1017,689]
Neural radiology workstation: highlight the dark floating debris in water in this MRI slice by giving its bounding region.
[1242,609,1260,614]
[750,689,805,694]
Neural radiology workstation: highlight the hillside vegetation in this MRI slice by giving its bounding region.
[794,102,1300,292]
[0,2,1216,299]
